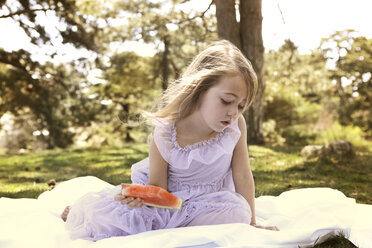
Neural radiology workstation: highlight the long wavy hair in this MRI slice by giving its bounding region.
[143,40,258,124]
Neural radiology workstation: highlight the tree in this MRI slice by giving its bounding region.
[321,30,372,135]
[0,0,109,148]
[263,40,330,145]
[92,52,160,142]
[0,60,101,148]
[215,0,265,144]
[113,0,217,90]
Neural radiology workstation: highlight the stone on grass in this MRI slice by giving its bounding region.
[300,145,324,158]
[322,140,355,159]
[300,140,355,160]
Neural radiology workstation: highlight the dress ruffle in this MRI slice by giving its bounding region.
[153,118,241,170]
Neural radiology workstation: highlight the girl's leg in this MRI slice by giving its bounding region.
[187,208,251,226]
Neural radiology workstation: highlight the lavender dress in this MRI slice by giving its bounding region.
[65,119,252,241]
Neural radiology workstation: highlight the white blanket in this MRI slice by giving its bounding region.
[0,176,371,248]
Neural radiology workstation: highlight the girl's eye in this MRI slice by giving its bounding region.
[221,99,232,105]
[238,105,244,110]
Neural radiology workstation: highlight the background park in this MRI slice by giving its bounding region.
[0,0,371,247]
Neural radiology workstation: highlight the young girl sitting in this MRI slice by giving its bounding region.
[61,40,278,241]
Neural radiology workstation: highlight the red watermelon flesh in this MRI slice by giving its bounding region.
[121,184,183,210]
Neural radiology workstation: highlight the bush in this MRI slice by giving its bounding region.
[73,121,151,148]
[263,119,286,146]
[265,90,322,129]
[281,124,318,146]
[313,122,371,151]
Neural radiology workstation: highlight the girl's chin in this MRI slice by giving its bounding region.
[214,123,228,132]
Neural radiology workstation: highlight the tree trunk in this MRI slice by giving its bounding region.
[215,0,241,48]
[215,0,265,144]
[122,102,134,142]
[161,36,170,91]
[240,0,265,144]
[336,77,347,125]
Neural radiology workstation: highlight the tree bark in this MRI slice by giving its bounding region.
[161,36,170,91]
[215,0,241,49]
[240,0,265,144]
[121,102,134,142]
[215,0,265,144]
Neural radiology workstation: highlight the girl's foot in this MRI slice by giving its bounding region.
[61,206,71,222]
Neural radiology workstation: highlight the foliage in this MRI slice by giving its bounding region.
[313,122,370,151]
[113,0,217,88]
[262,119,285,146]
[0,0,113,148]
[0,0,218,150]
[0,61,102,148]
[90,51,160,143]
[263,40,329,146]
[265,39,331,105]
[320,30,372,135]
[280,124,319,147]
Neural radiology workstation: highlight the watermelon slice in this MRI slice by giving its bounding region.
[121,184,183,210]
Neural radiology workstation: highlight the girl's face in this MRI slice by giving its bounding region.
[197,74,248,133]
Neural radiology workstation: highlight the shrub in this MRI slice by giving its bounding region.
[313,122,371,151]
[281,124,318,146]
[263,119,286,146]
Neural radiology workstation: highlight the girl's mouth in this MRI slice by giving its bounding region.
[221,120,230,126]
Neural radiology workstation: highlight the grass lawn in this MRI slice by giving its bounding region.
[1,144,371,247]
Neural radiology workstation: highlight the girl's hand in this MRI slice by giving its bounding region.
[251,223,280,231]
[114,193,145,208]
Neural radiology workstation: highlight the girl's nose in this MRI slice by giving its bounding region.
[227,106,239,117]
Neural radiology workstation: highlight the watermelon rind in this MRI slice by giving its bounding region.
[143,199,183,210]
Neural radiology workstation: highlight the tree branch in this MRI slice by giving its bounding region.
[174,0,214,24]
[0,7,52,19]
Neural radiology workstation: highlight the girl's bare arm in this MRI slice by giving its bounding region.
[147,138,168,190]
[114,138,168,208]
[231,115,278,231]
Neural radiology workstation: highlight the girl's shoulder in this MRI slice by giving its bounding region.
[152,120,174,163]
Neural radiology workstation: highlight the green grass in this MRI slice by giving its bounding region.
[0,144,148,198]
[249,145,372,204]
[1,143,371,247]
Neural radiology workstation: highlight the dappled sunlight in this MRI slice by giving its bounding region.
[0,145,148,198]
[250,145,372,204]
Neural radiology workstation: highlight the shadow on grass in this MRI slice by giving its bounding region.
[0,187,49,199]
[1,145,149,199]
[263,145,302,154]
[252,145,372,204]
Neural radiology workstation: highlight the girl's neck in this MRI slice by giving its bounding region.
[176,111,216,140]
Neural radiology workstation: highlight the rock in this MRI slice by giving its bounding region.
[300,145,324,158]
[47,179,57,187]
[18,148,28,154]
[323,140,355,159]
[300,141,355,160]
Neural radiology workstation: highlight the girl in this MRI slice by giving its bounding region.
[62,40,278,241]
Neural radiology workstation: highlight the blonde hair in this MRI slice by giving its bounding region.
[143,40,258,124]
